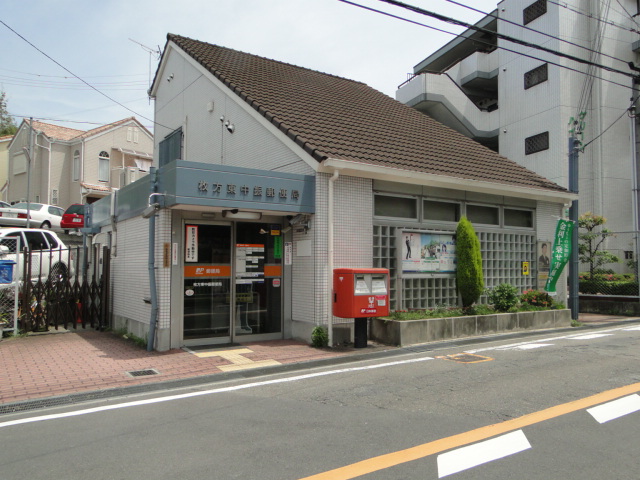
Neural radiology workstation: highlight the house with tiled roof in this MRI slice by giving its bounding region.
[91,34,575,351]
[6,117,153,208]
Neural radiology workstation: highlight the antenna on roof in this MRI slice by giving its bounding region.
[129,38,162,90]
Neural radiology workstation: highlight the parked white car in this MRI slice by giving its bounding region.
[0,203,65,229]
[0,228,74,283]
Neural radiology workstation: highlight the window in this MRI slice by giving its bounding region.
[98,151,110,182]
[504,208,533,228]
[625,250,634,260]
[135,159,151,171]
[374,194,417,219]
[159,127,183,167]
[73,150,80,181]
[127,127,133,142]
[51,189,58,206]
[524,63,548,90]
[466,204,499,225]
[423,200,460,222]
[13,152,26,175]
[523,0,547,25]
[525,132,549,155]
[133,127,139,144]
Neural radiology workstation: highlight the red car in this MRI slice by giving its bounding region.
[60,204,85,232]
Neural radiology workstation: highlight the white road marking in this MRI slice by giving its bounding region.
[623,326,640,331]
[587,394,640,424]
[566,333,613,340]
[467,326,633,354]
[497,343,553,351]
[437,430,531,478]
[0,356,434,429]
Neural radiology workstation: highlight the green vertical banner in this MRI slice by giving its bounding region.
[544,219,574,293]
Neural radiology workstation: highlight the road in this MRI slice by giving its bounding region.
[1,324,640,479]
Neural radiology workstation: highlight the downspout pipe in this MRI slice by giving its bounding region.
[147,168,159,351]
[328,169,339,347]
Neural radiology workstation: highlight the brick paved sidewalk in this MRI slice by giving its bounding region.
[0,330,363,406]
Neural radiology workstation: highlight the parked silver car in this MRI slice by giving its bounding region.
[0,228,75,283]
[0,203,65,229]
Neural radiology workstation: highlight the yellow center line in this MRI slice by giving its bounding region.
[298,381,640,480]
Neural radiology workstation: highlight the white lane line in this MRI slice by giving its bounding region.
[0,356,433,429]
[437,430,531,478]
[566,333,613,340]
[496,343,553,351]
[467,326,632,354]
[587,394,640,424]
[623,326,640,331]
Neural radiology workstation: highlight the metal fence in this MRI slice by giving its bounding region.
[578,230,639,298]
[0,242,110,335]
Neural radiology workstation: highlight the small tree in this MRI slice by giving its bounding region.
[456,216,484,308]
[0,91,17,136]
[578,212,619,279]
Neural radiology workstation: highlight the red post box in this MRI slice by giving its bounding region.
[333,268,390,318]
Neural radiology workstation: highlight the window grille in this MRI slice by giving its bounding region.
[523,0,547,25]
[524,63,548,90]
[51,189,58,205]
[525,132,549,155]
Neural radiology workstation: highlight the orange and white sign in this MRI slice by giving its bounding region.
[184,265,231,278]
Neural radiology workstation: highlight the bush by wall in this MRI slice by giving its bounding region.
[456,216,484,308]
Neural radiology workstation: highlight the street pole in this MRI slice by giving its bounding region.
[27,117,33,228]
[568,135,580,320]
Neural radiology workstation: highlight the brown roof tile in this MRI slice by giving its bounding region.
[167,34,566,193]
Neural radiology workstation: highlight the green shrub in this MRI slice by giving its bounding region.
[456,216,484,308]
[487,283,519,312]
[520,289,554,308]
[311,326,329,348]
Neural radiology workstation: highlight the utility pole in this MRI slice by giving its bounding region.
[27,117,34,228]
[567,113,585,320]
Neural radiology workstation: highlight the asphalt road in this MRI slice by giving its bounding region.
[1,324,639,479]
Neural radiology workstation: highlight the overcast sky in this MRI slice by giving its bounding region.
[1,0,498,132]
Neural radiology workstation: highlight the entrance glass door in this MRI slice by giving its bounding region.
[234,222,282,337]
[183,224,232,340]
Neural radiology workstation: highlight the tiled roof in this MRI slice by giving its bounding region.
[167,34,567,194]
[26,120,84,141]
[25,117,152,142]
[81,182,112,192]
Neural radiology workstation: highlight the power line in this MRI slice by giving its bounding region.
[375,0,637,79]
[444,0,631,68]
[0,19,170,130]
[0,67,147,79]
[8,112,155,130]
[548,0,640,34]
[340,0,638,92]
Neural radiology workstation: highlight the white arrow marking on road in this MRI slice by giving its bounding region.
[587,394,640,424]
[437,430,532,478]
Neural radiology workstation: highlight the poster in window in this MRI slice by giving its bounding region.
[401,231,456,273]
[185,225,198,262]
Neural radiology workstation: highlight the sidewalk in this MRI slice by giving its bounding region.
[0,313,636,409]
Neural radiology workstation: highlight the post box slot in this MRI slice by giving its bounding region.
[354,274,370,295]
[371,275,387,294]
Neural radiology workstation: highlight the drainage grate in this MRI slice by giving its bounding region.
[439,353,493,364]
[126,369,160,378]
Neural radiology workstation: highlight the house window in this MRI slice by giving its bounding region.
[51,189,59,206]
[466,204,499,225]
[159,127,183,167]
[73,150,80,181]
[525,132,550,155]
[524,63,548,90]
[127,127,132,142]
[523,0,547,25]
[504,208,533,228]
[625,250,634,260]
[13,152,26,175]
[98,151,110,182]
[134,159,151,171]
[374,194,417,219]
[423,200,460,223]
[133,127,139,144]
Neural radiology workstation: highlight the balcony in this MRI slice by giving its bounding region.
[397,72,499,150]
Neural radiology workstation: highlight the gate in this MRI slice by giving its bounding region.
[19,244,111,332]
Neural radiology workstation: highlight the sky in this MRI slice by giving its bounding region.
[1,0,498,133]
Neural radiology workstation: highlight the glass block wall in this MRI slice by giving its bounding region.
[374,225,537,310]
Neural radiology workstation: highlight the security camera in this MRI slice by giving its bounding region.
[288,214,307,226]
[142,203,159,219]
